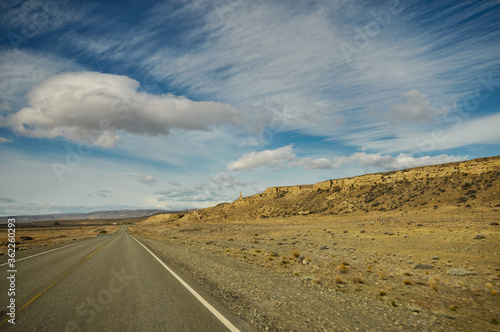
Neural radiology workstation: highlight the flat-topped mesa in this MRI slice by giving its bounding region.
[313,155,500,191]
[263,184,314,196]
[174,155,499,222]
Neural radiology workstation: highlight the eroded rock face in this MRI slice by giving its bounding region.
[148,156,500,222]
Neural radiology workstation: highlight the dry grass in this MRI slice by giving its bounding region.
[128,201,500,330]
[429,277,439,291]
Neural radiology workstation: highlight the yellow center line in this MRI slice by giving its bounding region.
[0,240,111,328]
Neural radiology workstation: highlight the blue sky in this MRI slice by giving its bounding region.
[0,0,499,215]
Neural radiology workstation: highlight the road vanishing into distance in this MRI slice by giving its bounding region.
[0,226,252,331]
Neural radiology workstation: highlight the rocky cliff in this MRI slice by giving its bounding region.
[151,156,500,223]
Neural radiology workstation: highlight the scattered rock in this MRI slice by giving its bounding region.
[360,230,366,233]
[432,257,440,260]
[474,234,486,239]
[407,304,421,313]
[489,222,499,226]
[319,246,329,250]
[414,264,434,269]
[446,268,473,276]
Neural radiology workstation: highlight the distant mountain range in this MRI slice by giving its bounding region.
[0,209,174,223]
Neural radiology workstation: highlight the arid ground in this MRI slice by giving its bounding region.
[3,157,499,331]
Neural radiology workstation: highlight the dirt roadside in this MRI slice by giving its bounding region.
[130,213,500,331]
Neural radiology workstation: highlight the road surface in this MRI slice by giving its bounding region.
[0,226,252,331]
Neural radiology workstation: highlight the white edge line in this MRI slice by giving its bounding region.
[0,237,98,266]
[131,236,241,332]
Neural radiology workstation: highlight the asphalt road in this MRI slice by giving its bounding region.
[0,226,252,331]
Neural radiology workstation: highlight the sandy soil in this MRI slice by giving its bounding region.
[130,210,500,331]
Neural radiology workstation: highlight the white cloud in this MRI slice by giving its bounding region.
[294,157,335,170]
[3,72,248,147]
[89,190,113,199]
[331,152,465,170]
[0,137,12,144]
[139,175,159,186]
[298,152,465,171]
[359,111,500,153]
[388,90,444,122]
[229,144,466,172]
[227,144,296,171]
[210,172,249,188]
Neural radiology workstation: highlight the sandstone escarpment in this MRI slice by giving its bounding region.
[148,156,500,223]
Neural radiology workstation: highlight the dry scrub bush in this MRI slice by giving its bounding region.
[429,277,439,291]
[337,264,348,274]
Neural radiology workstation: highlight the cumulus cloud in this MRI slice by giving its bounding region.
[139,175,159,186]
[210,172,250,188]
[167,180,182,187]
[294,157,335,170]
[334,152,465,170]
[388,90,445,122]
[227,144,296,171]
[229,143,465,172]
[298,152,465,171]
[3,72,246,147]
[89,190,113,199]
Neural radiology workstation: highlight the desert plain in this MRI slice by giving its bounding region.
[2,156,499,331]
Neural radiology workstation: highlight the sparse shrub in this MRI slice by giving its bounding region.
[99,230,107,234]
[449,305,458,311]
[429,277,439,291]
[335,277,344,284]
[352,277,364,284]
[377,270,386,280]
[379,291,387,296]
[403,280,413,285]
[391,300,398,307]
[255,249,261,253]
[292,250,300,258]
[337,264,348,274]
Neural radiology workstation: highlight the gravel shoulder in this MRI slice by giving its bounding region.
[131,215,500,331]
